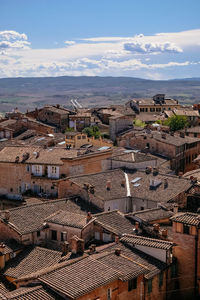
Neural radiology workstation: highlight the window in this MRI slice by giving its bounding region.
[148,279,152,293]
[52,166,57,174]
[61,232,66,241]
[140,206,144,210]
[26,165,30,172]
[77,136,81,139]
[37,231,40,237]
[183,224,190,234]
[128,278,137,291]
[171,264,178,278]
[35,165,41,174]
[107,288,111,300]
[51,230,57,240]
[82,135,86,139]
[159,272,163,287]
[10,188,13,192]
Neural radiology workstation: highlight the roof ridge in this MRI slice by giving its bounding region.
[68,168,124,179]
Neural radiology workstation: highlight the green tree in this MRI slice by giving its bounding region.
[83,125,101,138]
[166,115,188,131]
[133,119,146,128]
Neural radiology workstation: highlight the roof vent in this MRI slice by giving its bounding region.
[179,132,185,138]
[145,166,152,174]
[149,178,162,190]
[161,133,166,139]
[153,167,159,176]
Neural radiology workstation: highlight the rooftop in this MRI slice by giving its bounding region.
[126,207,174,223]
[0,199,88,235]
[94,210,134,235]
[45,210,88,229]
[4,285,58,300]
[120,234,173,250]
[3,246,62,280]
[170,212,200,226]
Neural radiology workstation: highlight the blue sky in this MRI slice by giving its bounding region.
[0,0,200,79]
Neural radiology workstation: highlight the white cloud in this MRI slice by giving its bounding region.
[64,40,76,46]
[124,41,182,54]
[1,28,200,78]
[0,30,30,51]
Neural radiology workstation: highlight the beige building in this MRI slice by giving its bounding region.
[129,94,180,114]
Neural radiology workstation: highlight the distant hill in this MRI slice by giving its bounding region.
[0,76,200,113]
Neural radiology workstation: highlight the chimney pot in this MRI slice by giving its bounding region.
[87,212,92,223]
[135,222,139,231]
[106,180,111,190]
[4,211,10,222]
[153,223,160,232]
[62,241,69,256]
[115,248,121,256]
[161,229,168,238]
[173,204,178,214]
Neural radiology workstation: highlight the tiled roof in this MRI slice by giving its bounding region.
[120,234,173,250]
[69,169,127,201]
[40,250,147,299]
[5,285,57,300]
[132,98,178,106]
[3,246,62,279]
[94,251,147,281]
[0,199,87,235]
[94,211,134,235]
[126,207,174,223]
[173,109,199,117]
[186,126,200,133]
[44,105,71,115]
[40,256,119,299]
[170,212,200,226]
[97,241,167,279]
[0,146,80,165]
[127,170,191,203]
[45,210,88,229]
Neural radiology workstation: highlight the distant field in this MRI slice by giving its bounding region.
[0,76,200,113]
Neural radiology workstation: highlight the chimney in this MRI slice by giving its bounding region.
[115,235,119,244]
[173,204,178,214]
[62,241,69,256]
[115,248,121,256]
[178,172,183,178]
[106,180,111,191]
[161,229,168,238]
[164,178,168,189]
[180,132,185,138]
[145,166,152,174]
[170,132,174,136]
[161,133,166,139]
[0,243,5,255]
[4,211,10,222]
[153,167,159,176]
[70,236,84,255]
[86,212,92,223]
[121,179,126,187]
[15,156,19,163]
[153,223,160,232]
[135,222,139,231]
[89,244,96,254]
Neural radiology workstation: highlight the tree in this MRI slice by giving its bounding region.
[133,119,146,128]
[83,125,101,139]
[166,115,188,131]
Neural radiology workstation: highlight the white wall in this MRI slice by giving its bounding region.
[135,244,167,262]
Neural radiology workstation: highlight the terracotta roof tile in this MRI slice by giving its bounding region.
[170,212,200,226]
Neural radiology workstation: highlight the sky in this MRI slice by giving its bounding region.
[0,0,200,79]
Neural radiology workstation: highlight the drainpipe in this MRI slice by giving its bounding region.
[195,234,198,297]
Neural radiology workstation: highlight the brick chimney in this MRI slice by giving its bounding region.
[161,229,168,238]
[0,243,6,269]
[89,244,96,254]
[173,204,178,214]
[135,222,139,232]
[70,236,84,254]
[86,212,92,223]
[4,211,10,222]
[153,223,160,232]
[115,248,121,256]
[106,180,111,190]
[121,179,126,187]
[62,241,69,256]
[115,235,119,244]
